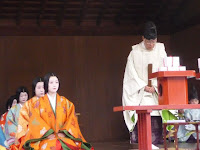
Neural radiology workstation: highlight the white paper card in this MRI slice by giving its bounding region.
[168,67,179,71]
[179,66,186,71]
[164,57,173,67]
[172,57,180,67]
[158,67,167,71]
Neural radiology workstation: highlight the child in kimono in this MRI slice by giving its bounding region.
[17,73,94,150]
[177,85,200,142]
[5,87,29,146]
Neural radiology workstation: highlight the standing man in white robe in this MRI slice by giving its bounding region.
[122,21,167,146]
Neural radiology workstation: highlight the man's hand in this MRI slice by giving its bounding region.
[144,86,155,93]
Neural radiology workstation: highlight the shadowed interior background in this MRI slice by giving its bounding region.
[0,29,199,142]
[0,35,171,142]
[0,0,199,143]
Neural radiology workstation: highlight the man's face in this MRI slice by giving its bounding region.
[143,37,157,50]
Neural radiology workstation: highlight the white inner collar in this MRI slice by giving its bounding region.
[47,93,56,113]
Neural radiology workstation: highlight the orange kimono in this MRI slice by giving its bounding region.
[14,94,93,150]
[15,96,38,142]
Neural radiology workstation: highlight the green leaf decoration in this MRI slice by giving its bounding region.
[162,110,178,122]
[131,114,135,123]
[166,125,174,131]
[162,110,178,131]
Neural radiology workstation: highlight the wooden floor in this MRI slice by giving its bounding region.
[92,140,198,150]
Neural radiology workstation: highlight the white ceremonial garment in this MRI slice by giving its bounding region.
[177,109,200,142]
[47,93,56,113]
[122,41,167,131]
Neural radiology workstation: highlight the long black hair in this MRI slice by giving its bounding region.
[44,73,59,94]
[32,77,44,97]
[188,85,199,101]
[6,95,17,109]
[16,86,29,101]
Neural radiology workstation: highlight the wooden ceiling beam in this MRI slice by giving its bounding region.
[96,0,110,26]
[37,0,47,26]
[77,0,89,25]
[56,0,67,26]
[114,0,129,25]
[16,0,24,26]
[171,0,200,33]
[153,0,169,23]
[170,0,188,26]
[0,22,171,36]
[0,0,199,34]
[141,0,154,22]
[0,0,3,16]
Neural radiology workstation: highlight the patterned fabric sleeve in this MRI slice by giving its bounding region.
[4,107,17,146]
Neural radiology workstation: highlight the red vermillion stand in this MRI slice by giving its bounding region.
[114,70,197,150]
[149,71,196,105]
[113,105,200,150]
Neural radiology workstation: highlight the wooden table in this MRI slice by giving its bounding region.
[113,104,200,150]
[163,122,200,150]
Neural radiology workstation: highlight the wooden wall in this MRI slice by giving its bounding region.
[0,35,170,142]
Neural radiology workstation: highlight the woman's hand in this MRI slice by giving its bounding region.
[47,134,55,139]
[58,133,66,138]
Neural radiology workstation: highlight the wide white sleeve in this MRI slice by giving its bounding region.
[122,52,147,131]
[152,43,167,89]
[122,53,147,106]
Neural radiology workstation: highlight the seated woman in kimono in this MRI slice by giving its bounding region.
[0,95,17,148]
[177,85,200,142]
[5,87,29,146]
[18,73,94,150]
[12,77,45,149]
[0,95,17,133]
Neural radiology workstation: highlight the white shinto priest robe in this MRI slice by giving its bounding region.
[122,41,167,131]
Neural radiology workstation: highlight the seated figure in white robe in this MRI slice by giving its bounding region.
[177,85,200,142]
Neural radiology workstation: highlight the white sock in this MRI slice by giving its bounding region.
[152,144,159,149]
